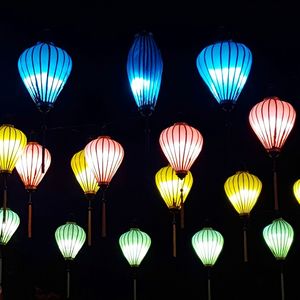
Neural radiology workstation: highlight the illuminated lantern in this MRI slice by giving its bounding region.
[192,227,224,300]
[196,40,252,112]
[55,221,86,299]
[119,227,151,300]
[224,171,262,216]
[263,218,294,260]
[263,217,294,299]
[127,32,163,117]
[0,208,20,245]
[15,141,51,238]
[0,124,27,215]
[249,96,296,158]
[155,165,193,257]
[159,122,203,179]
[293,179,300,205]
[18,41,72,114]
[249,96,296,212]
[84,136,124,237]
[71,150,99,246]
[224,170,262,262]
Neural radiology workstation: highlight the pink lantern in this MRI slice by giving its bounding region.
[159,122,203,179]
[249,96,296,157]
[15,141,51,237]
[84,136,124,237]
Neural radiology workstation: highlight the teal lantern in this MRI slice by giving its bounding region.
[263,217,294,300]
[192,227,224,300]
[196,40,252,112]
[119,227,151,300]
[18,41,72,113]
[0,208,20,245]
[127,32,163,117]
[55,221,86,299]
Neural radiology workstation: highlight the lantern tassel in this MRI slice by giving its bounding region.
[88,200,92,246]
[2,174,8,223]
[172,211,176,258]
[101,193,106,238]
[180,188,184,229]
[28,191,32,238]
[133,268,137,300]
[66,261,71,299]
[273,157,279,211]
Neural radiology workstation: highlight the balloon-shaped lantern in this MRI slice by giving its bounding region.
[196,40,252,112]
[127,31,163,118]
[18,41,72,114]
[192,227,224,300]
[0,208,20,246]
[15,141,51,238]
[159,122,203,179]
[84,136,124,237]
[0,124,27,217]
[119,227,151,300]
[224,170,262,262]
[249,96,296,211]
[155,165,193,257]
[55,221,86,299]
[263,217,294,300]
[71,150,99,246]
[293,179,300,205]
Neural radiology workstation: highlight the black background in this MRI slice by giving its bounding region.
[0,1,300,299]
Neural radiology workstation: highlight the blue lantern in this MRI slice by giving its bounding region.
[18,41,73,113]
[127,32,163,117]
[196,40,252,112]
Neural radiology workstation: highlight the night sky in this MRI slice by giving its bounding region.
[0,1,300,300]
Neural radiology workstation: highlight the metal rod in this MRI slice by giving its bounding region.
[207,267,211,300]
[66,262,71,299]
[172,212,176,258]
[273,157,279,211]
[88,200,92,246]
[101,193,106,238]
[28,191,32,238]
[243,218,248,262]
[0,246,2,299]
[2,174,7,223]
[133,277,137,300]
[280,268,285,300]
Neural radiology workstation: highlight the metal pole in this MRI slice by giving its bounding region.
[66,261,71,299]
[207,267,211,300]
[280,262,285,300]
[172,212,176,258]
[273,157,279,211]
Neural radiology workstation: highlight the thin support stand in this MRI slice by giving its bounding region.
[207,267,212,300]
[66,261,71,299]
[88,200,92,246]
[41,112,47,174]
[273,157,279,211]
[180,188,184,229]
[101,190,106,238]
[172,211,176,258]
[132,267,138,300]
[28,191,33,238]
[242,216,249,263]
[280,262,285,300]
[2,174,8,223]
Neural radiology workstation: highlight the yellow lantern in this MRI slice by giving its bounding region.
[0,124,27,214]
[224,170,262,262]
[293,179,300,205]
[155,165,193,257]
[71,150,99,246]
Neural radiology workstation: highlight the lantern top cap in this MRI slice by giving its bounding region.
[173,122,188,126]
[1,124,14,128]
[97,135,111,139]
[135,31,153,37]
[66,221,76,225]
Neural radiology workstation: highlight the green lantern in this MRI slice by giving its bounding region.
[192,227,224,267]
[119,227,151,300]
[263,218,294,260]
[55,221,86,260]
[0,208,20,245]
[119,227,151,267]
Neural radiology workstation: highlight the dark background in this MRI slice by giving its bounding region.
[0,1,300,299]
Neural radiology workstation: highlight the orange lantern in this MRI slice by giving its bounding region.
[159,122,203,179]
[84,136,124,237]
[15,141,51,237]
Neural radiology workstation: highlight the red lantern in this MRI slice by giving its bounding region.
[159,122,203,179]
[84,136,124,237]
[15,141,51,237]
[249,96,296,157]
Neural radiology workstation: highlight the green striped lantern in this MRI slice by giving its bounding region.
[192,227,224,266]
[0,208,20,245]
[55,222,86,260]
[263,218,294,260]
[119,227,151,267]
